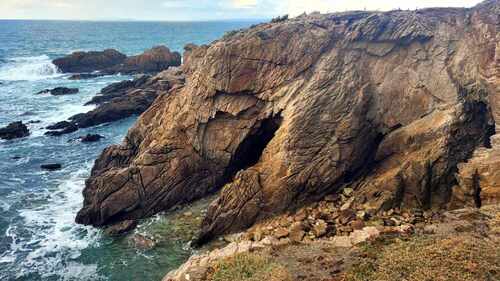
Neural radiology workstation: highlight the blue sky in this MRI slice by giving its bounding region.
[0,0,484,21]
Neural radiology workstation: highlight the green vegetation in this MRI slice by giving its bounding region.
[343,235,500,281]
[208,252,292,281]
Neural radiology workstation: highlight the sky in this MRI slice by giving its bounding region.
[0,0,485,21]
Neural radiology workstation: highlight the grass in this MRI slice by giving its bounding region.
[208,252,292,281]
[343,235,500,281]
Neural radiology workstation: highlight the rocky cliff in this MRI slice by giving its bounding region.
[76,0,499,244]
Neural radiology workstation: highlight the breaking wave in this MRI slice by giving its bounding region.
[0,55,62,81]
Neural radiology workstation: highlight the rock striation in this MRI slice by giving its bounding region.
[75,1,500,245]
[53,46,181,75]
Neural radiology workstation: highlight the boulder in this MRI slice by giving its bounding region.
[45,123,78,136]
[36,87,79,96]
[80,134,104,143]
[53,49,126,73]
[74,2,499,245]
[0,121,29,140]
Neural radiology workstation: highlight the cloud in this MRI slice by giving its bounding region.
[0,0,73,9]
[231,0,257,9]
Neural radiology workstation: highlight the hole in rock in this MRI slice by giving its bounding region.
[224,114,283,180]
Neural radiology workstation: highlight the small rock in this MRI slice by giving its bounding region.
[331,236,352,248]
[350,219,365,230]
[289,222,305,242]
[0,121,30,140]
[36,87,79,96]
[130,234,157,250]
[313,219,328,237]
[183,211,193,217]
[68,73,103,80]
[104,220,138,236]
[80,134,104,143]
[340,197,355,211]
[274,227,289,239]
[383,218,397,226]
[40,163,62,171]
[339,209,356,225]
[343,188,354,197]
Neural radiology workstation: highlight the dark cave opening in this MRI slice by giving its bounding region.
[224,114,283,180]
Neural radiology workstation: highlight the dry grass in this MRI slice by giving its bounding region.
[343,235,500,281]
[208,252,293,281]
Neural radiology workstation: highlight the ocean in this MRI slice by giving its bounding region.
[0,20,259,281]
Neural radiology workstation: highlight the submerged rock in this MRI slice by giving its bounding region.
[103,220,138,236]
[40,163,62,171]
[68,73,103,80]
[0,121,29,140]
[36,87,79,96]
[75,1,500,246]
[80,134,104,143]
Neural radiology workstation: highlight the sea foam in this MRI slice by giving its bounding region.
[0,55,62,81]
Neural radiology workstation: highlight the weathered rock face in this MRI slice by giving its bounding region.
[53,46,181,75]
[0,121,29,140]
[76,1,500,244]
[53,49,127,73]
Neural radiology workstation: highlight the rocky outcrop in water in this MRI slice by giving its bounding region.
[75,1,499,244]
[45,68,185,135]
[53,49,127,73]
[36,87,79,96]
[53,46,181,75]
[0,121,29,140]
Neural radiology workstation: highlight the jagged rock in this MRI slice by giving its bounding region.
[41,163,62,171]
[0,121,29,140]
[46,69,185,136]
[103,220,138,236]
[53,46,181,75]
[75,1,499,244]
[80,134,104,143]
[53,49,127,73]
[106,46,181,74]
[45,123,78,136]
[130,234,157,250]
[36,87,79,96]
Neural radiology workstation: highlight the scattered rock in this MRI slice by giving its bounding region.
[27,120,41,124]
[130,234,157,250]
[312,220,328,237]
[36,87,79,96]
[0,121,29,140]
[68,73,103,80]
[40,163,62,171]
[103,220,138,236]
[274,228,289,239]
[80,134,104,143]
[45,123,78,136]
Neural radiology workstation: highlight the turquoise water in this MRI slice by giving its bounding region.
[0,20,258,281]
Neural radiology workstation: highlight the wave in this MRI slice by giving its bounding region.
[0,55,62,81]
[0,165,103,280]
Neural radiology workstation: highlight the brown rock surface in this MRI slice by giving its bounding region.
[53,49,126,73]
[107,46,182,74]
[76,1,500,245]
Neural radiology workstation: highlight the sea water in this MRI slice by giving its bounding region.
[0,19,258,281]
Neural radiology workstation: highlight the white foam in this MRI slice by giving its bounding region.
[1,165,103,280]
[0,55,62,81]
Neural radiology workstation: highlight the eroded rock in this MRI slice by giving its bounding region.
[76,1,499,244]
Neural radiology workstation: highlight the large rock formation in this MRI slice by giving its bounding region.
[75,1,499,244]
[53,46,181,75]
